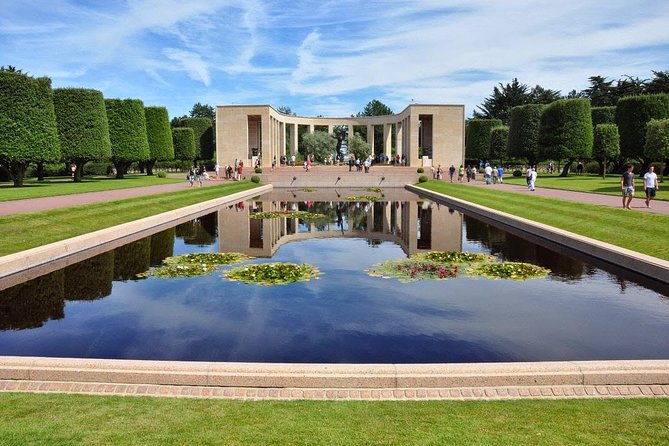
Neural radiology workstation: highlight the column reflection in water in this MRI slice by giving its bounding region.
[217,196,463,258]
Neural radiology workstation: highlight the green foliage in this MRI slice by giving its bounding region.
[112,238,151,281]
[177,117,214,160]
[466,262,550,280]
[616,94,669,162]
[591,106,616,127]
[412,251,494,264]
[144,106,174,162]
[539,98,593,161]
[254,167,262,173]
[357,99,393,117]
[301,131,337,162]
[0,270,64,329]
[368,259,459,282]
[489,126,509,161]
[474,78,557,124]
[418,175,429,183]
[507,104,544,165]
[156,171,167,178]
[139,252,251,278]
[189,102,215,122]
[225,262,321,285]
[347,132,371,160]
[63,252,113,301]
[250,210,324,219]
[53,88,111,168]
[593,124,620,162]
[0,71,61,186]
[465,119,503,160]
[644,118,669,162]
[345,195,381,202]
[172,128,196,161]
[104,99,150,178]
[251,175,260,183]
[416,167,424,173]
[513,169,522,177]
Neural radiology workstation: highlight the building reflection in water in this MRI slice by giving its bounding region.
[217,189,463,258]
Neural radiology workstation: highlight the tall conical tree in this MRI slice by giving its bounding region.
[176,117,213,161]
[0,70,60,186]
[144,106,174,175]
[53,88,111,182]
[105,99,150,179]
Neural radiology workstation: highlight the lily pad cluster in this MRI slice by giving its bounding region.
[249,210,325,220]
[138,252,251,278]
[466,262,549,280]
[368,251,550,282]
[225,262,321,285]
[344,195,380,202]
[365,187,383,193]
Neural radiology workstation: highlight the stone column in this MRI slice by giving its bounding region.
[327,124,333,134]
[290,124,298,157]
[396,121,403,159]
[308,124,314,134]
[367,124,374,155]
[383,123,392,161]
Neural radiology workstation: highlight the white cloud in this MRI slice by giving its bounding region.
[163,48,211,86]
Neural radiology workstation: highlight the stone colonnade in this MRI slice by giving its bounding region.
[216,104,464,169]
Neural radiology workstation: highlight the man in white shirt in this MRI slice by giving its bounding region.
[484,164,493,184]
[529,168,537,191]
[643,165,659,208]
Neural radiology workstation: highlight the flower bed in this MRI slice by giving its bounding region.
[368,259,458,282]
[224,262,321,285]
[138,252,251,278]
[411,251,494,264]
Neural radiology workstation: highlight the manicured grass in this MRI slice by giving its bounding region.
[0,393,667,445]
[0,181,258,256]
[418,181,669,261]
[0,174,182,202]
[503,173,668,200]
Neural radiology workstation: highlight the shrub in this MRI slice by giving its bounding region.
[84,161,114,176]
[105,98,150,179]
[466,119,503,160]
[508,104,545,166]
[251,175,260,183]
[175,117,213,161]
[417,167,424,173]
[156,171,167,178]
[254,167,262,174]
[489,126,509,161]
[513,169,522,177]
[418,175,428,183]
[539,98,593,173]
[616,94,669,163]
[172,128,196,162]
[144,106,174,175]
[584,161,600,174]
[591,106,616,127]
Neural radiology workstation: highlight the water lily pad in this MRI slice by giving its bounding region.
[138,252,251,278]
[345,195,380,202]
[411,251,494,264]
[466,262,549,280]
[249,211,325,220]
[368,259,458,282]
[224,262,321,285]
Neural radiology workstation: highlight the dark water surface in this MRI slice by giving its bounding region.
[1,189,668,363]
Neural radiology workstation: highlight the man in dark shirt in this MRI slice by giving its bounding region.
[620,164,635,209]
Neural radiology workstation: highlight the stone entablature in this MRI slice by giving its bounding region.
[216,104,464,169]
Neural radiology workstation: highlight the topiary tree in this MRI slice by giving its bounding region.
[301,131,337,162]
[507,104,544,166]
[616,94,669,170]
[144,106,174,176]
[591,106,616,127]
[347,132,371,161]
[63,251,114,301]
[539,98,593,176]
[0,71,61,186]
[53,88,111,182]
[104,98,150,179]
[172,127,196,162]
[176,117,213,162]
[465,119,503,161]
[592,124,620,179]
[644,118,669,181]
[489,126,509,163]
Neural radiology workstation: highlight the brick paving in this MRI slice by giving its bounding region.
[1,380,668,401]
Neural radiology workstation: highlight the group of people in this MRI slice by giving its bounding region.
[482,163,505,185]
[186,165,207,187]
[621,165,659,210]
[347,154,374,172]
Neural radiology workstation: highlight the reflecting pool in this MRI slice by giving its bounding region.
[1,188,668,363]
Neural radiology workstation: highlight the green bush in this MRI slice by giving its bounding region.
[172,128,196,162]
[539,98,593,164]
[144,106,174,175]
[616,94,669,163]
[417,167,424,173]
[508,104,544,166]
[418,175,428,183]
[466,119,503,160]
[513,169,522,177]
[84,161,114,176]
[584,161,600,174]
[26,163,68,178]
[251,175,260,183]
[176,117,213,160]
[254,167,262,174]
[156,171,167,178]
[591,106,616,127]
[105,98,150,179]
[489,126,509,161]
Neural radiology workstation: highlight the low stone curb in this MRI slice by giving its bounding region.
[407,184,669,284]
[2,380,668,401]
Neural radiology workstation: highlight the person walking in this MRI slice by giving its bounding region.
[448,164,456,182]
[484,163,492,185]
[458,165,465,182]
[529,167,537,191]
[214,163,220,179]
[621,164,635,209]
[497,165,504,183]
[643,165,659,208]
[187,166,195,187]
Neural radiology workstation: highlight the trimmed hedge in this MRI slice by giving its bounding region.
[177,117,213,161]
[172,128,196,162]
[105,98,150,178]
[0,71,61,186]
[616,94,669,163]
[591,106,616,127]
[144,106,174,175]
[644,118,669,163]
[418,175,429,183]
[251,175,261,183]
[489,126,509,161]
[465,119,503,160]
[507,104,544,165]
[53,88,111,182]
[539,98,593,164]
[593,124,620,178]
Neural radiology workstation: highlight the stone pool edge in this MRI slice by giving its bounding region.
[407,184,669,284]
[0,184,273,291]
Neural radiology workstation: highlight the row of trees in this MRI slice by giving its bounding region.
[0,68,215,186]
[467,94,669,176]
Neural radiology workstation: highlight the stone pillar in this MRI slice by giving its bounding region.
[396,121,403,159]
[327,124,333,134]
[308,124,314,134]
[290,124,298,157]
[383,123,392,161]
[367,124,374,155]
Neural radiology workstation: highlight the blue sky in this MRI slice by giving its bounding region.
[2,0,668,119]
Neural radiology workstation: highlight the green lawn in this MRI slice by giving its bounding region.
[0,174,182,202]
[0,181,258,256]
[0,393,667,446]
[502,173,668,200]
[418,181,669,261]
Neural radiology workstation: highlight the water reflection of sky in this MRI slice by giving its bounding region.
[1,199,668,364]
